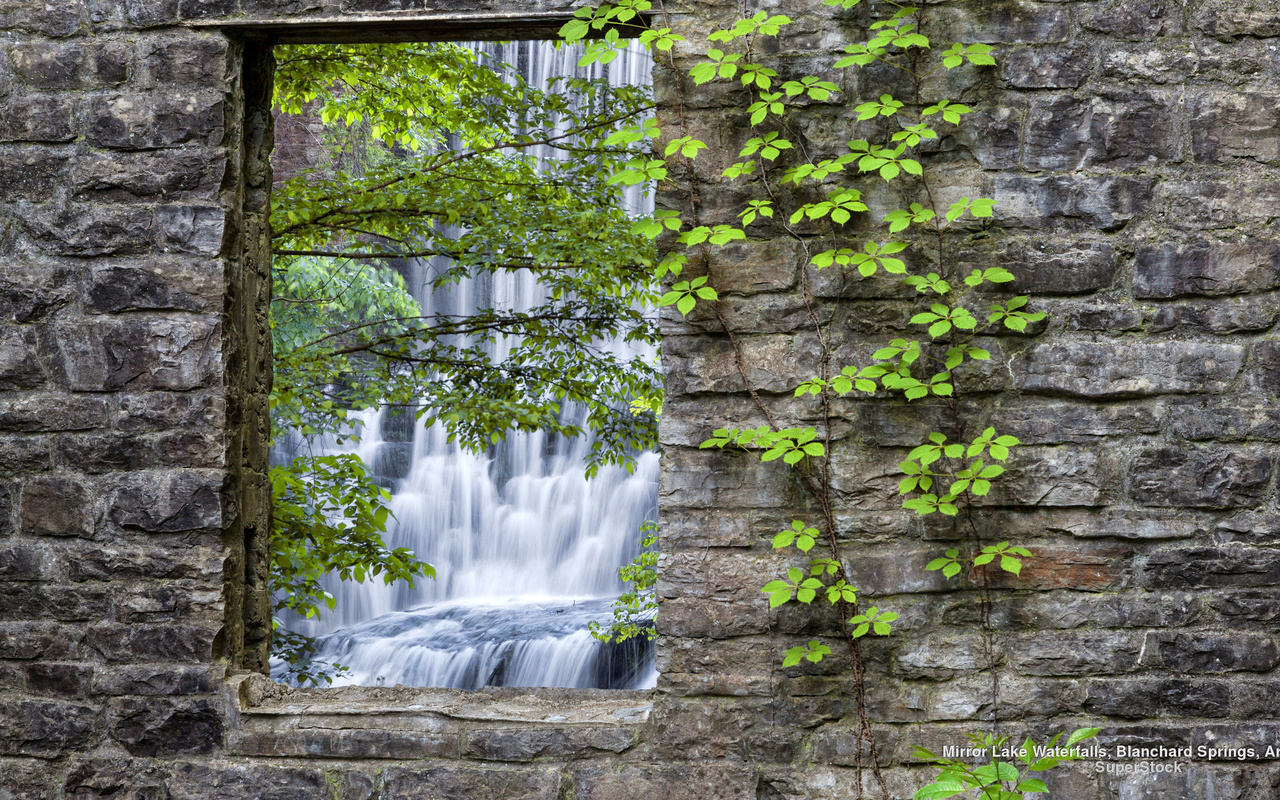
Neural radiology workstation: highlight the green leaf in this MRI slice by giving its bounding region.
[913,782,969,800]
[1066,727,1101,746]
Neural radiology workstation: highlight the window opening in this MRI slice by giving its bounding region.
[266,37,659,691]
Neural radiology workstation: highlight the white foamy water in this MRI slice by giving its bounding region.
[271,39,658,690]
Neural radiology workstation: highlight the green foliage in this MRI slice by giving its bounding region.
[270,454,433,684]
[591,522,660,643]
[700,426,824,465]
[272,42,661,474]
[563,0,1090,789]
[847,606,898,639]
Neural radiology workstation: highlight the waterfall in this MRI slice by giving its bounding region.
[271,39,658,690]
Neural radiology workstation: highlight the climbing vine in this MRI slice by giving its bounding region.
[563,1,1100,797]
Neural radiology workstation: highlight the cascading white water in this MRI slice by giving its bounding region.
[271,40,658,690]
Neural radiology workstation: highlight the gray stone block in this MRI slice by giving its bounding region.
[1083,0,1185,39]
[0,95,74,143]
[1190,90,1280,164]
[1129,447,1271,508]
[1015,340,1244,397]
[86,93,224,151]
[0,699,96,756]
[19,474,91,537]
[1001,44,1091,89]
[0,146,70,202]
[1134,239,1280,298]
[108,696,222,756]
[55,317,220,392]
[107,470,222,533]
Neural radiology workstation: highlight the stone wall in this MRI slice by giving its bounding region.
[0,0,1277,798]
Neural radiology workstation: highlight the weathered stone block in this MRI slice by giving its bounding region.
[86,261,222,314]
[1134,239,1280,298]
[24,662,92,698]
[0,622,83,660]
[141,35,229,88]
[961,238,1117,295]
[65,537,224,582]
[1145,545,1280,588]
[123,0,179,27]
[19,474,92,537]
[10,42,129,90]
[1014,340,1244,397]
[1101,44,1195,84]
[87,622,215,663]
[107,470,222,533]
[0,758,55,800]
[0,2,82,36]
[1129,447,1271,508]
[708,238,801,295]
[972,589,1200,630]
[1064,303,1144,332]
[1083,0,1185,39]
[1083,678,1231,719]
[21,205,154,257]
[56,433,156,474]
[380,765,562,800]
[0,699,96,756]
[0,395,107,434]
[92,665,217,696]
[1170,400,1280,441]
[1001,45,1090,89]
[0,583,106,622]
[989,399,1160,444]
[894,633,991,680]
[71,149,227,201]
[1141,631,1280,673]
[464,727,637,761]
[574,763,758,800]
[0,545,48,582]
[0,328,46,391]
[1195,0,1280,40]
[1105,767,1247,800]
[109,697,222,756]
[55,317,221,392]
[994,173,1154,231]
[179,0,238,17]
[1191,90,1280,164]
[0,435,51,473]
[659,447,790,509]
[1023,90,1181,170]
[86,93,225,151]
[229,726,461,760]
[656,596,769,639]
[0,95,73,142]
[164,762,334,800]
[933,4,1069,44]
[661,508,753,550]
[1011,632,1143,676]
[0,146,70,202]
[980,445,1119,508]
[116,391,224,432]
[1148,299,1279,335]
[156,206,226,256]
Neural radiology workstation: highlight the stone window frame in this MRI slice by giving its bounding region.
[196,11,664,718]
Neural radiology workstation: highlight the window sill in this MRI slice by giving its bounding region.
[226,673,653,761]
